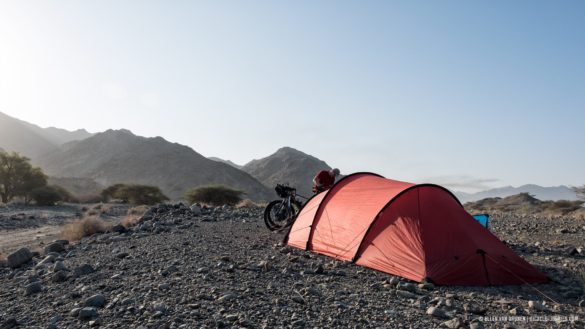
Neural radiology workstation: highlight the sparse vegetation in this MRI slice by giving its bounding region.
[121,205,149,228]
[185,185,244,206]
[236,199,260,208]
[101,183,168,205]
[60,217,112,241]
[0,151,48,203]
[76,193,103,204]
[30,185,72,206]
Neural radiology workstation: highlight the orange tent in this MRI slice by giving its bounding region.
[285,173,548,285]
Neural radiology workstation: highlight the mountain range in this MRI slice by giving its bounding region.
[455,184,579,203]
[0,111,92,161]
[0,111,580,203]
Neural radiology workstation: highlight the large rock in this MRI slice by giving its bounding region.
[7,248,33,268]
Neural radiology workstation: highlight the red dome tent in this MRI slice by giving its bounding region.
[285,173,548,285]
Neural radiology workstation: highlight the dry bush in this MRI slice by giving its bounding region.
[128,205,149,216]
[185,185,244,206]
[121,215,141,228]
[236,199,260,208]
[60,217,112,241]
[120,205,150,228]
[86,209,99,216]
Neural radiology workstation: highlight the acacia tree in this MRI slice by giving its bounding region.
[0,151,48,203]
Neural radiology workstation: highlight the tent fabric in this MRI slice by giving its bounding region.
[285,173,548,285]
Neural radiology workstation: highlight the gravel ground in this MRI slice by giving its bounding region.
[0,204,583,328]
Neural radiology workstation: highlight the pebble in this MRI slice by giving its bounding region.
[52,270,68,283]
[426,306,450,319]
[78,307,98,320]
[24,281,42,296]
[85,294,106,308]
[44,242,66,254]
[53,260,68,272]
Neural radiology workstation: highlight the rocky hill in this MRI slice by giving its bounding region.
[37,130,272,201]
[0,111,92,160]
[242,147,332,197]
[464,192,584,217]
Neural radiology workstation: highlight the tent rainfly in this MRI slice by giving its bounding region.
[284,173,548,285]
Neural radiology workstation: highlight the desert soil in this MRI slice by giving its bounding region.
[0,204,584,328]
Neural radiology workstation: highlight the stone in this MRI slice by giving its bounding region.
[0,318,18,329]
[426,306,450,319]
[70,308,82,317]
[528,300,545,311]
[225,314,239,322]
[397,282,417,292]
[419,282,435,290]
[37,255,55,267]
[190,204,202,216]
[44,242,66,254]
[218,293,236,302]
[24,281,42,296]
[78,307,98,321]
[470,321,485,329]
[111,224,127,233]
[7,248,33,268]
[509,307,524,315]
[85,294,106,308]
[442,317,464,329]
[152,302,167,314]
[463,303,487,315]
[396,290,417,299]
[115,252,129,259]
[73,264,95,277]
[53,260,69,272]
[49,315,63,324]
[292,295,305,304]
[52,270,69,283]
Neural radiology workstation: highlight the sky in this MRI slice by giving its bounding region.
[0,1,583,192]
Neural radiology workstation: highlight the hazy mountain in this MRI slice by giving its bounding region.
[0,112,59,160]
[37,129,272,201]
[455,184,579,203]
[24,125,93,145]
[242,147,332,198]
[208,157,242,169]
[0,111,92,160]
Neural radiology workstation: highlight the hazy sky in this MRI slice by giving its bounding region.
[0,1,583,192]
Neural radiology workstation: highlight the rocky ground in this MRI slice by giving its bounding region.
[0,205,584,328]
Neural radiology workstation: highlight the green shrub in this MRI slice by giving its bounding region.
[184,185,244,206]
[101,183,168,205]
[0,151,48,203]
[30,185,72,206]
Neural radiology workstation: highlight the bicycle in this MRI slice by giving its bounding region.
[263,184,307,231]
